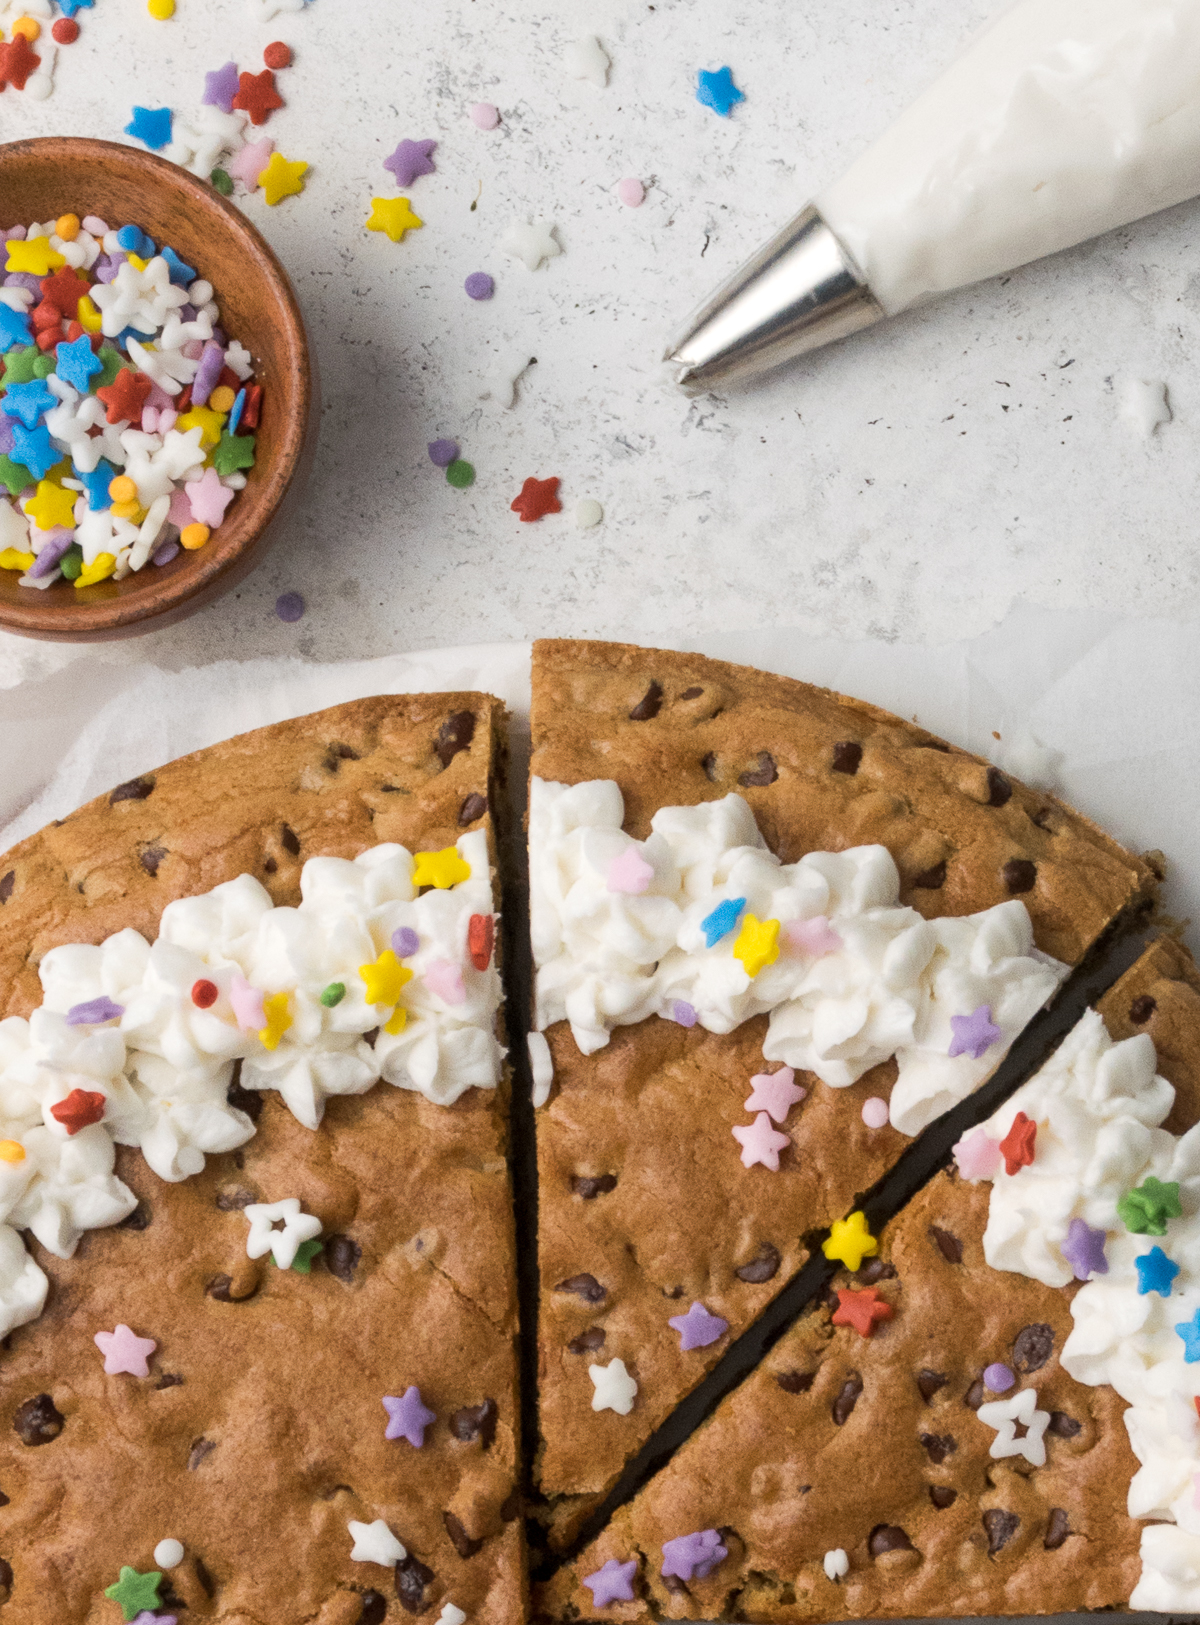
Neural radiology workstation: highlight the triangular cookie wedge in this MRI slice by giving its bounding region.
[528,638,1156,1544]
[0,696,524,1625]
[537,936,1200,1621]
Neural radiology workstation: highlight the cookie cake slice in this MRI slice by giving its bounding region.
[0,695,523,1625]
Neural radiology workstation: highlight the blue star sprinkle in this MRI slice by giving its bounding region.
[0,306,32,350]
[124,107,174,152]
[0,377,56,429]
[1175,1307,1200,1362]
[696,66,744,118]
[701,896,746,949]
[10,421,59,480]
[1135,1245,1180,1298]
[55,334,103,393]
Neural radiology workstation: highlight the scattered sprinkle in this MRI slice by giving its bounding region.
[983,1362,1014,1392]
[823,1549,849,1582]
[52,16,79,42]
[382,1385,436,1446]
[412,846,471,889]
[366,195,423,242]
[464,271,494,300]
[582,1558,638,1607]
[696,65,744,117]
[669,1301,728,1351]
[977,1387,1051,1465]
[589,1357,637,1414]
[469,101,500,130]
[104,1567,164,1623]
[392,926,419,957]
[501,219,561,271]
[263,40,292,69]
[202,61,240,113]
[861,1096,889,1129]
[229,137,275,191]
[275,591,304,622]
[384,138,437,188]
[147,0,175,19]
[125,106,174,151]
[606,845,653,895]
[348,1518,407,1567]
[744,1066,805,1124]
[785,915,842,956]
[243,1197,322,1269]
[953,1126,1001,1180]
[1135,1245,1180,1297]
[732,913,780,978]
[94,1322,157,1376]
[731,1111,790,1171]
[948,1003,1002,1060]
[191,978,218,1008]
[701,897,745,947]
[152,1540,184,1570]
[446,459,475,488]
[1061,1216,1108,1280]
[259,152,308,206]
[574,498,603,527]
[428,438,458,467]
[998,1110,1037,1175]
[510,474,561,521]
[232,68,284,125]
[831,1285,893,1337]
[1175,1308,1200,1363]
[822,1210,878,1271]
[1118,1176,1182,1236]
[670,999,697,1027]
[564,35,610,87]
[616,177,644,208]
[661,1530,727,1583]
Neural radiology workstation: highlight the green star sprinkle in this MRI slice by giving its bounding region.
[320,982,346,1008]
[283,1237,324,1274]
[104,1566,163,1621]
[2,346,39,386]
[211,167,234,196]
[32,352,56,379]
[446,459,475,489]
[1118,1176,1182,1236]
[211,431,256,476]
[92,346,125,393]
[0,456,28,497]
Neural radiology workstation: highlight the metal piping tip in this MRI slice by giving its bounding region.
[665,204,884,393]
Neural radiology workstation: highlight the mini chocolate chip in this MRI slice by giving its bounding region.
[929,1486,957,1510]
[0,871,13,904]
[662,1285,684,1300]
[325,743,361,770]
[139,844,168,877]
[449,1398,497,1449]
[206,1275,235,1302]
[325,1234,362,1282]
[1012,1322,1054,1373]
[443,1511,482,1559]
[458,792,487,827]
[1129,994,1157,1025]
[395,1554,435,1614]
[629,681,663,721]
[360,1593,388,1625]
[920,1432,957,1464]
[739,751,778,787]
[13,1394,62,1447]
[986,767,1013,807]
[775,1370,815,1394]
[0,1558,11,1598]
[1002,857,1036,894]
[363,1028,380,1047]
[110,776,155,803]
[832,741,863,775]
[155,1373,183,1390]
[118,1202,151,1231]
[928,1225,963,1264]
[832,1373,863,1426]
[500,1488,521,1522]
[964,1378,985,1410]
[263,856,277,874]
[226,1074,263,1122]
[1032,806,1055,829]
[195,1558,215,1597]
[436,711,477,768]
[868,1525,912,1558]
[215,1188,257,1212]
[912,860,947,890]
[571,1174,618,1199]
[158,1582,187,1612]
[0,1490,9,1507]
[680,686,703,700]
[735,1242,781,1283]
[1044,1508,1071,1550]
[554,1273,606,1304]
[187,1437,216,1470]
[281,823,301,855]
[983,1509,1020,1555]
[702,752,720,782]
[568,1327,606,1355]
[1047,1410,1081,1438]
[917,1370,947,1404]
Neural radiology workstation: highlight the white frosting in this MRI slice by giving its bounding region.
[530,778,1066,1134]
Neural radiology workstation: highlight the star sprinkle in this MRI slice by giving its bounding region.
[424,959,467,1006]
[360,949,414,1007]
[26,479,76,531]
[978,1386,1051,1466]
[0,305,31,348]
[744,1066,805,1124]
[565,35,610,87]
[229,136,275,190]
[2,346,41,386]
[231,977,265,1037]
[668,1301,728,1351]
[732,1111,790,1171]
[661,1529,727,1582]
[823,1210,878,1271]
[502,219,562,271]
[590,1357,638,1414]
[366,196,423,243]
[510,475,561,522]
[413,847,471,888]
[177,404,225,448]
[94,1322,157,1376]
[582,1558,637,1607]
[701,896,745,947]
[733,913,780,978]
[104,1568,164,1623]
[1060,1217,1108,1280]
[948,1004,1003,1060]
[125,106,174,151]
[348,1519,407,1566]
[55,333,103,392]
[97,367,152,425]
[1119,1176,1183,1236]
[244,1197,321,1269]
[1,377,55,428]
[185,466,236,526]
[211,431,256,475]
[384,138,437,187]
[10,421,58,480]
[49,1088,107,1135]
[998,1110,1037,1175]
[232,68,284,124]
[696,66,744,117]
[785,915,842,957]
[832,1286,894,1338]
[259,991,292,1051]
[0,32,41,93]
[259,153,308,206]
[953,1127,1001,1181]
[607,846,653,894]
[1136,1245,1180,1297]
[203,60,240,112]
[383,1385,436,1446]
[5,237,64,276]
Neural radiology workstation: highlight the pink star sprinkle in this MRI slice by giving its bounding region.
[229,136,275,191]
[954,1126,1001,1181]
[785,915,842,957]
[94,1323,157,1377]
[230,974,266,1033]
[732,1112,791,1172]
[186,467,236,527]
[424,959,466,1005]
[607,846,653,894]
[743,1066,805,1124]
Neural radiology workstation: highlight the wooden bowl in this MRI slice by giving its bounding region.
[0,136,314,641]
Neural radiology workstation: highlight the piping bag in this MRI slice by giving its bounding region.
[666,0,1200,391]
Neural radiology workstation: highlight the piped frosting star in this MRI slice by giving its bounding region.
[243,1197,321,1269]
[948,1004,1002,1060]
[1061,1216,1108,1280]
[383,1385,436,1446]
[1136,1245,1180,1297]
[823,1210,878,1271]
[348,1518,408,1566]
[589,1357,637,1414]
[785,915,842,957]
[366,196,423,242]
[998,1110,1037,1175]
[384,139,437,187]
[94,1322,157,1376]
[744,1066,805,1124]
[732,1111,790,1171]
[953,1127,1001,1181]
[582,1557,637,1606]
[695,66,744,117]
[661,1529,728,1582]
[607,846,653,894]
[831,1286,893,1338]
[668,1301,729,1351]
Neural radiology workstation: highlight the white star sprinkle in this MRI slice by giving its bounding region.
[166,107,248,180]
[0,502,29,554]
[90,257,188,340]
[589,1357,637,1415]
[565,36,610,87]
[243,1197,322,1269]
[977,1386,1051,1466]
[479,351,535,410]
[501,219,561,272]
[348,1519,407,1567]
[125,337,198,396]
[437,1607,467,1625]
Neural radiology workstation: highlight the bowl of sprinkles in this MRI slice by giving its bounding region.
[0,136,312,640]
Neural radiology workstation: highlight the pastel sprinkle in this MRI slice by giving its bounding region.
[616,178,645,207]
[984,1362,1015,1392]
[203,61,240,113]
[319,982,346,1007]
[366,196,422,242]
[384,138,437,189]
[446,459,475,488]
[953,1126,1001,1180]
[276,591,305,622]
[661,1529,727,1583]
[948,1004,1003,1060]
[424,959,466,1006]
[382,1386,436,1447]
[669,1300,729,1351]
[575,499,603,528]
[701,896,745,948]
[428,438,458,467]
[1061,1216,1109,1280]
[582,1558,638,1608]
[94,1322,156,1377]
[744,1066,805,1124]
[66,996,124,1026]
[785,915,842,957]
[671,999,697,1027]
[606,845,654,895]
[469,102,500,130]
[861,1096,889,1129]
[392,927,419,957]
[731,1111,790,1171]
[464,272,494,300]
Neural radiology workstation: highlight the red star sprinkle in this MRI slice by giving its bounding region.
[32,299,63,332]
[231,68,285,125]
[468,913,494,971]
[0,32,41,91]
[97,366,152,426]
[40,266,89,320]
[510,475,562,523]
[49,1088,107,1136]
[831,1286,894,1338]
[999,1110,1037,1176]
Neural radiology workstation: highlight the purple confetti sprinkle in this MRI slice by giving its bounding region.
[66,996,125,1027]
[176,303,198,323]
[4,226,26,241]
[191,340,226,407]
[392,926,420,957]
[276,592,305,623]
[464,271,494,300]
[671,1000,697,1028]
[983,1362,1015,1393]
[4,273,41,296]
[428,438,459,467]
[153,540,181,567]
[91,254,126,285]
[27,528,75,578]
[0,416,13,456]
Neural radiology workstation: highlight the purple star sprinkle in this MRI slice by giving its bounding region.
[202,60,240,113]
[428,439,459,468]
[464,271,494,300]
[384,138,437,189]
[1061,1216,1109,1281]
[91,254,125,284]
[4,272,42,295]
[276,592,305,623]
[947,1004,1003,1061]
[661,1529,728,1583]
[670,1000,697,1028]
[153,540,181,567]
[27,528,75,579]
[392,926,419,957]
[983,1362,1014,1392]
[382,1385,436,1447]
[582,1557,638,1607]
[66,996,124,1027]
[668,1301,729,1352]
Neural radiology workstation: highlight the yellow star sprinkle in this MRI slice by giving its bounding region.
[25,479,77,532]
[177,404,225,449]
[5,238,65,275]
[258,991,292,1052]
[0,549,34,573]
[732,914,781,979]
[259,153,309,207]
[366,196,423,243]
[412,847,471,889]
[359,949,414,1008]
[384,1006,408,1036]
[823,1210,878,1272]
[76,552,116,588]
[77,294,103,334]
[0,1140,25,1163]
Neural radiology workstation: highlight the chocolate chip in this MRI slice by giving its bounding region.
[395,1554,435,1614]
[868,1525,912,1557]
[436,711,476,768]
[215,1188,257,1212]
[983,1509,1020,1555]
[986,767,1013,807]
[195,1558,216,1598]
[187,1437,216,1470]
[449,1398,497,1449]
[155,1373,183,1390]
[852,1259,897,1286]
[325,1234,362,1282]
[263,857,277,874]
[206,1275,236,1302]
[629,681,663,721]
[226,1073,263,1122]
[680,686,703,700]
[139,844,168,877]
[1032,806,1055,829]
[110,776,155,803]
[928,1224,963,1264]
[832,741,862,775]
[0,1490,9,1507]
[912,860,947,889]
[917,1370,947,1404]
[281,823,301,855]
[775,1369,815,1394]
[500,1488,521,1522]
[1002,857,1036,894]
[13,1394,62,1447]
[929,1486,957,1510]
[1047,1410,1081,1438]
[1044,1508,1071,1550]
[458,792,487,827]
[0,1558,11,1600]
[360,1593,388,1625]
[735,1242,780,1283]
[1012,1322,1054,1373]
[0,871,13,904]
[325,743,362,771]
[702,752,720,782]
[832,1373,863,1426]
[919,1432,957,1464]
[571,1174,617,1199]
[443,1511,482,1559]
[118,1202,151,1231]
[964,1378,985,1410]
[662,1285,684,1300]
[1129,994,1157,1025]
[568,1328,606,1355]
[739,751,778,787]
[554,1273,605,1304]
